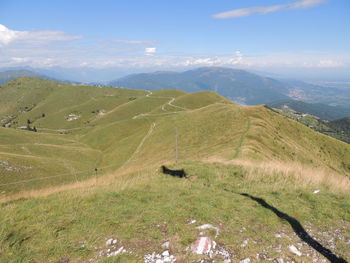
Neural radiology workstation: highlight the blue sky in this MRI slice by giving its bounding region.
[0,0,349,81]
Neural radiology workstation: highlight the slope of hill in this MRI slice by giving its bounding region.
[0,77,349,262]
[111,67,290,105]
[326,117,350,144]
[0,70,49,85]
[267,99,350,120]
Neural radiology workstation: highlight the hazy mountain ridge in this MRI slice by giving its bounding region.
[111,67,290,105]
[0,70,49,85]
[110,67,350,107]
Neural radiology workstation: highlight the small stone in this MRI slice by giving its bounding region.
[240,239,249,248]
[106,238,114,246]
[239,258,250,263]
[288,245,302,256]
[162,250,170,257]
[313,189,320,194]
[277,258,284,263]
[161,241,170,249]
[196,224,220,237]
[112,239,117,245]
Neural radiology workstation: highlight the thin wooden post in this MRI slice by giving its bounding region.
[175,128,178,163]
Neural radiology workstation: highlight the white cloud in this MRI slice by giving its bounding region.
[145,47,156,56]
[317,59,344,68]
[213,0,327,19]
[0,24,81,46]
[0,24,18,45]
[11,57,29,63]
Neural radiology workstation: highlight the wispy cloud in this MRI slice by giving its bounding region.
[213,0,327,19]
[0,24,81,46]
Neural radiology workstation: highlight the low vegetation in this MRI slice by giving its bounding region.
[272,106,350,144]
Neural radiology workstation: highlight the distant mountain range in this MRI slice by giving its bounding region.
[110,67,290,105]
[267,99,350,120]
[110,67,350,107]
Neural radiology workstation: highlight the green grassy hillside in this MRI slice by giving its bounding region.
[0,77,349,262]
[1,77,349,194]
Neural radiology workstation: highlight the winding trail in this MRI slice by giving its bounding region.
[233,116,251,159]
[117,122,156,170]
[36,90,188,132]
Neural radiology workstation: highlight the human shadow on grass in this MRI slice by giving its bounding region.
[239,192,347,263]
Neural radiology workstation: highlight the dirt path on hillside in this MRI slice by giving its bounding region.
[117,122,156,170]
[233,116,251,159]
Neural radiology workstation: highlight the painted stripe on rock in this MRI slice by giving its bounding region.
[193,237,212,254]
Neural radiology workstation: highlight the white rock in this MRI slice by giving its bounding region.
[288,245,302,256]
[162,250,170,257]
[161,241,170,249]
[313,189,320,194]
[116,246,124,254]
[277,258,284,263]
[196,224,220,237]
[106,238,114,246]
[240,239,249,248]
[188,219,197,224]
[112,239,117,244]
[239,258,250,263]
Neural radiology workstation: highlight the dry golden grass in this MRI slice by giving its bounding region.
[0,163,157,203]
[204,157,350,192]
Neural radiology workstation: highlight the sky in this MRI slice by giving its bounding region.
[0,0,349,81]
